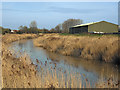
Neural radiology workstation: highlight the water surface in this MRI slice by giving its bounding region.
[9,39,119,87]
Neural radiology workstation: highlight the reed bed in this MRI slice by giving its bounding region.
[2,46,40,88]
[1,34,40,88]
[36,60,84,88]
[34,33,119,64]
[2,44,85,88]
[1,34,119,88]
[29,57,119,88]
[96,77,119,88]
[2,33,38,44]
[1,34,84,88]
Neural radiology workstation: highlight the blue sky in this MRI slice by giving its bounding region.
[2,2,118,30]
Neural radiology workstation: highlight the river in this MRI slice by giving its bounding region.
[9,39,119,87]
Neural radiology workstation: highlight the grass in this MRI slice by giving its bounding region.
[2,34,84,88]
[39,60,119,88]
[2,41,84,88]
[34,33,119,64]
[1,34,119,88]
[1,34,40,88]
[36,61,84,88]
[59,33,119,37]
[2,33,38,44]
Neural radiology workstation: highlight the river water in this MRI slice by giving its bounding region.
[9,39,119,87]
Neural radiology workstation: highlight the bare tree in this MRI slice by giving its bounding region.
[29,21,38,33]
[23,26,28,33]
[29,21,37,28]
[18,25,24,30]
[18,25,28,33]
[62,19,83,33]
[50,28,55,33]
[55,24,62,33]
[118,25,120,32]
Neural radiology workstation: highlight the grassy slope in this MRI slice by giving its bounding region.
[34,33,119,64]
[2,34,42,88]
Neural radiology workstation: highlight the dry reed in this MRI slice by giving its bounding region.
[34,34,119,64]
[1,34,119,88]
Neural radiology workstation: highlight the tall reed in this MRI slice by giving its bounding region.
[34,34,119,64]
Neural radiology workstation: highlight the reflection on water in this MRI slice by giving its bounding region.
[9,39,119,87]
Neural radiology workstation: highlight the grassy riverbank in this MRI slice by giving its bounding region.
[2,34,41,88]
[1,34,84,88]
[1,34,119,88]
[2,34,38,44]
[34,33,119,64]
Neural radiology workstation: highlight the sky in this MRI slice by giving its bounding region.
[2,2,118,30]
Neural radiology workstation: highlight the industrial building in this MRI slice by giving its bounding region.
[69,21,118,34]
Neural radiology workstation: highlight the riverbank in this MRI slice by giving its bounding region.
[34,33,119,65]
[1,34,84,88]
[1,34,42,88]
[2,34,38,44]
[1,34,119,88]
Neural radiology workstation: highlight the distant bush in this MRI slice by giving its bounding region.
[17,26,49,34]
[0,26,11,35]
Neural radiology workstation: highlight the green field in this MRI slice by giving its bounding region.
[59,33,120,37]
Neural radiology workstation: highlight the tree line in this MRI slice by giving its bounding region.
[17,21,49,34]
[0,19,83,34]
[50,19,83,33]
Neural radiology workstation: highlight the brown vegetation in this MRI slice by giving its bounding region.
[1,34,119,88]
[34,34,119,64]
[1,34,40,88]
[1,34,84,88]
[2,34,38,44]
[2,46,41,88]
